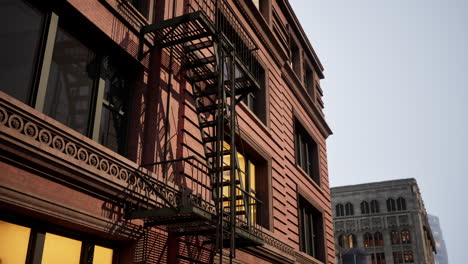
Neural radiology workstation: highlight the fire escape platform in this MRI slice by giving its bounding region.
[142,11,216,55]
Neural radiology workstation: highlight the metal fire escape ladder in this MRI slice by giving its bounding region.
[130,1,264,263]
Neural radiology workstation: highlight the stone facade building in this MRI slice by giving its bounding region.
[0,0,334,263]
[331,179,436,264]
[428,214,449,264]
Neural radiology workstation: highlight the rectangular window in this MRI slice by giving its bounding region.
[221,142,269,228]
[298,197,324,261]
[0,0,46,105]
[393,252,403,264]
[0,219,115,264]
[403,251,414,263]
[0,221,31,263]
[42,233,82,264]
[127,0,150,19]
[242,67,266,123]
[371,253,386,264]
[295,119,320,184]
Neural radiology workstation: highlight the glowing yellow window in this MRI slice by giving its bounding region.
[93,245,113,264]
[42,233,82,264]
[0,221,31,264]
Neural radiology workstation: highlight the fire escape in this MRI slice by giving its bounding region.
[125,0,264,263]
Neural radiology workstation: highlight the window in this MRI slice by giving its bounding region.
[370,200,380,213]
[290,39,301,76]
[401,230,411,244]
[0,221,31,263]
[0,220,114,263]
[336,204,344,217]
[0,3,135,156]
[374,232,384,246]
[242,66,267,123]
[294,119,320,184]
[393,252,403,264]
[299,198,325,261]
[0,0,46,105]
[345,202,354,216]
[403,251,414,263]
[251,0,270,20]
[387,198,396,212]
[371,253,386,264]
[222,142,268,228]
[361,201,370,214]
[338,234,356,249]
[127,0,150,19]
[364,232,373,247]
[391,231,400,245]
[397,197,406,211]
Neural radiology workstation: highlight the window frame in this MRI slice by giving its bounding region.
[294,118,321,185]
[345,202,354,216]
[298,197,325,261]
[2,3,136,156]
[361,201,370,214]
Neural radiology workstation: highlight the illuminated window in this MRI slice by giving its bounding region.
[222,142,268,227]
[42,233,82,264]
[338,234,356,249]
[401,230,411,244]
[403,251,414,263]
[0,221,31,264]
[364,232,373,247]
[93,245,114,264]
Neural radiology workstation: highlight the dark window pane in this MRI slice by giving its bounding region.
[128,0,150,18]
[44,27,95,135]
[0,0,44,104]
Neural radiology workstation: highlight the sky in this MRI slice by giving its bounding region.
[289,0,468,263]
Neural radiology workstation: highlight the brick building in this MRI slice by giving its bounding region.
[331,179,436,264]
[0,0,333,263]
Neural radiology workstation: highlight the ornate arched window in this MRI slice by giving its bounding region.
[339,234,357,249]
[336,204,344,217]
[345,202,354,216]
[370,200,379,213]
[391,230,400,245]
[397,197,406,211]
[401,230,411,244]
[363,232,373,247]
[386,198,396,212]
[361,201,370,214]
[374,232,384,246]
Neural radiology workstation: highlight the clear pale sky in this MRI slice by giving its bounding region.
[289,1,467,263]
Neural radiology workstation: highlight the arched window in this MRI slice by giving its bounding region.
[401,230,411,244]
[397,197,406,211]
[374,232,384,246]
[336,204,344,217]
[345,202,354,216]
[338,234,348,248]
[370,200,379,213]
[390,231,400,245]
[361,201,370,214]
[339,234,356,249]
[363,232,373,247]
[386,198,396,212]
[348,234,357,248]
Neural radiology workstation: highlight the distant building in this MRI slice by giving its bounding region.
[331,179,436,264]
[428,214,449,264]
